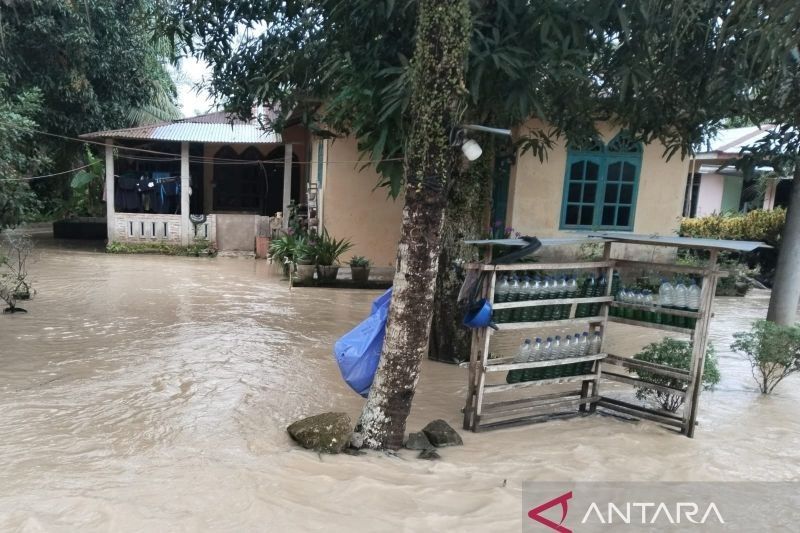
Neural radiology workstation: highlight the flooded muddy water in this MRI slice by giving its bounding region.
[1,239,798,531]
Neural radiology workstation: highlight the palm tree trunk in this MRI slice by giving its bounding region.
[767,163,800,325]
[357,0,472,450]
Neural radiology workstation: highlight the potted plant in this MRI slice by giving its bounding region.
[349,256,371,284]
[312,230,353,282]
[268,233,307,277]
[294,240,316,283]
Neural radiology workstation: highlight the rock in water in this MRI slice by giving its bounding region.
[404,431,433,450]
[421,419,463,447]
[417,449,441,460]
[287,412,352,454]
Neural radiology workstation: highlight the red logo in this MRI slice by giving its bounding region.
[528,491,573,533]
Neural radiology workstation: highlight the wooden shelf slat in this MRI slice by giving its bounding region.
[481,396,600,420]
[601,371,687,398]
[495,316,604,330]
[604,354,690,380]
[484,373,598,393]
[466,260,614,272]
[493,295,612,310]
[607,316,695,335]
[597,397,684,428]
[485,353,606,372]
[610,301,700,319]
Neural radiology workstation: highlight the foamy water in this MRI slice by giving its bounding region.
[0,238,798,531]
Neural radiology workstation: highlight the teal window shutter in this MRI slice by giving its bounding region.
[560,133,642,231]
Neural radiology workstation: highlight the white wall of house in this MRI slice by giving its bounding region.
[695,173,725,217]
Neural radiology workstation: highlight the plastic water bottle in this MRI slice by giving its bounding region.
[493,276,510,324]
[643,290,656,323]
[512,276,531,322]
[564,277,578,318]
[529,277,543,322]
[579,332,590,355]
[590,332,602,355]
[541,278,555,321]
[506,338,532,383]
[591,276,607,316]
[674,280,688,328]
[578,275,595,318]
[523,338,543,381]
[551,278,566,320]
[658,278,674,325]
[687,279,701,328]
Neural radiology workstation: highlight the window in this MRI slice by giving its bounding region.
[560,133,642,230]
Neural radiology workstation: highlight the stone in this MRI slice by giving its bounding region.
[404,431,433,450]
[421,419,463,447]
[417,449,441,460]
[287,412,352,454]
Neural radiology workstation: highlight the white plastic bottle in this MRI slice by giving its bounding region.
[590,332,602,355]
[687,280,701,311]
[674,280,688,310]
[580,332,590,355]
[658,278,673,308]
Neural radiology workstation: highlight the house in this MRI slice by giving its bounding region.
[83,114,691,265]
[683,125,790,217]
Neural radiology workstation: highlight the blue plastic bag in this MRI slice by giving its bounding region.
[334,288,392,397]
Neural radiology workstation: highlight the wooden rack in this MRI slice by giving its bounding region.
[462,237,729,437]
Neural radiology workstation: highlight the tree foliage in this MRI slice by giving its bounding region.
[632,338,720,412]
[0,0,180,219]
[0,77,48,229]
[731,319,800,394]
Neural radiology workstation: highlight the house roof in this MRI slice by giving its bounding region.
[80,111,282,144]
[694,125,775,161]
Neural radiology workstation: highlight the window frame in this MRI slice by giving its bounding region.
[559,136,642,231]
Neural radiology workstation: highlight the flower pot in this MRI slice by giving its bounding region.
[317,265,339,282]
[295,263,316,283]
[350,266,370,284]
[255,236,270,258]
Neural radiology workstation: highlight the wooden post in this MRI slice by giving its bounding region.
[472,268,497,430]
[683,249,718,437]
[104,139,115,243]
[180,142,190,245]
[282,143,293,228]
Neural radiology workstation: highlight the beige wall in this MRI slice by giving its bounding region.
[507,119,690,238]
[320,136,403,267]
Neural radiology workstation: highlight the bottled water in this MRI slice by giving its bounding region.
[552,336,563,359]
[589,332,602,355]
[565,277,578,318]
[542,278,555,321]
[591,276,607,316]
[674,280,689,328]
[658,278,674,325]
[578,275,595,318]
[530,277,543,322]
[580,331,590,355]
[522,338,543,381]
[512,276,531,322]
[551,278,567,320]
[506,338,532,383]
[495,275,510,303]
[674,280,688,309]
[643,290,656,323]
[686,279,701,328]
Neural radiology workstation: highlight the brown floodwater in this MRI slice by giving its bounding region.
[1,238,798,531]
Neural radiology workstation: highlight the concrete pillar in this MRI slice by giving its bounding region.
[105,139,115,243]
[283,143,292,228]
[180,142,190,245]
[763,178,778,211]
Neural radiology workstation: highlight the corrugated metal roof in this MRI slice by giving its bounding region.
[464,237,610,247]
[588,232,769,251]
[695,125,775,160]
[466,233,768,251]
[80,111,282,144]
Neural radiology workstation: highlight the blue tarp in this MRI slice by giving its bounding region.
[333,288,392,397]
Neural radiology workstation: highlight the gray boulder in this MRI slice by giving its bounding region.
[404,431,433,450]
[417,448,441,460]
[422,419,463,447]
[287,412,352,454]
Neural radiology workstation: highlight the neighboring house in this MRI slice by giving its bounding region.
[684,125,790,217]
[83,114,691,265]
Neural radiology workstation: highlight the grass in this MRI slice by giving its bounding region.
[106,239,217,257]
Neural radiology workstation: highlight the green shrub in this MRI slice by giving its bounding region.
[731,320,800,394]
[310,229,353,266]
[679,208,785,247]
[106,240,217,257]
[630,338,720,412]
[349,256,370,267]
